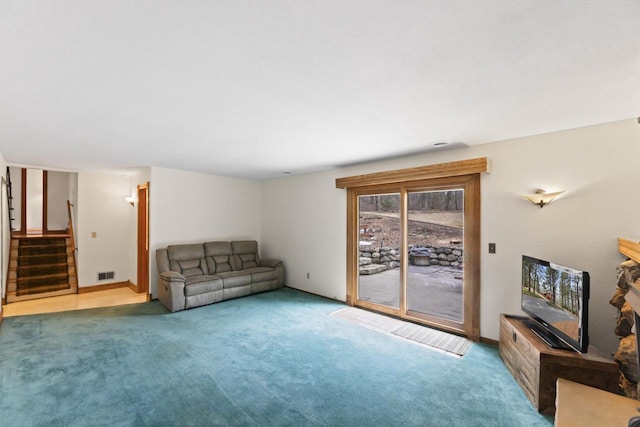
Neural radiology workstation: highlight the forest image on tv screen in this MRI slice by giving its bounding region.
[522,258,583,341]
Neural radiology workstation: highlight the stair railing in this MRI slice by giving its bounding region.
[6,167,15,232]
[67,200,77,252]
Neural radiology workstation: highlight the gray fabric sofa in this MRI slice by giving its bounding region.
[156,240,284,312]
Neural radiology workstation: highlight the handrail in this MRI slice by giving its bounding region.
[67,200,77,251]
[5,167,14,232]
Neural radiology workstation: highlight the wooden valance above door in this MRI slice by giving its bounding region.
[335,157,490,189]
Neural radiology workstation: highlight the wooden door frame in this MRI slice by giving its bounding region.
[19,168,26,235]
[42,170,48,234]
[136,182,150,297]
[337,158,488,341]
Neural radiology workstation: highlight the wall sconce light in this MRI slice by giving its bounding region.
[125,196,138,206]
[523,190,564,208]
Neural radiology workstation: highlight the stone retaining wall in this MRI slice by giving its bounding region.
[359,245,463,275]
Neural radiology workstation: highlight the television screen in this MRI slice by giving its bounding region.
[521,255,589,352]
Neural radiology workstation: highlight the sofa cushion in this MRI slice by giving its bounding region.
[231,240,260,270]
[170,259,207,278]
[168,244,205,261]
[184,275,223,296]
[238,254,259,269]
[204,241,231,256]
[185,274,220,285]
[167,244,208,277]
[215,271,252,288]
[205,255,233,274]
[204,242,233,273]
[243,267,278,283]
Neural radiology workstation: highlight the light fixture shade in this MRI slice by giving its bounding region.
[523,190,563,208]
[125,196,138,206]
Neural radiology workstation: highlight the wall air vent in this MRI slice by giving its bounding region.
[97,271,115,281]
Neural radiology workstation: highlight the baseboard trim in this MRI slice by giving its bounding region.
[128,281,138,293]
[480,336,498,346]
[78,281,133,294]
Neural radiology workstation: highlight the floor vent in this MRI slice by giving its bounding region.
[97,271,115,281]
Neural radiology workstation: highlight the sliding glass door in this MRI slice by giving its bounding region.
[406,189,464,329]
[349,175,479,339]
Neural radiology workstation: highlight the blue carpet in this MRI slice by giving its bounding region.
[0,288,552,426]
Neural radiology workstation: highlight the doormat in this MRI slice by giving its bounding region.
[330,307,472,357]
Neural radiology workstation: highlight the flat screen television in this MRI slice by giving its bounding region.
[521,255,589,353]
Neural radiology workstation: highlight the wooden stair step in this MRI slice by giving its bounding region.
[17,254,67,265]
[17,263,68,276]
[18,245,66,256]
[18,238,66,246]
[15,282,71,296]
[17,272,69,288]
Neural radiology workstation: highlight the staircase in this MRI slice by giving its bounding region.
[7,236,78,303]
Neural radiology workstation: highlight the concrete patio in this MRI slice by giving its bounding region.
[358,264,463,322]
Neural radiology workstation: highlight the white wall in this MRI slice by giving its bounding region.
[148,167,262,297]
[46,171,73,230]
[262,119,640,355]
[261,170,346,300]
[26,169,43,230]
[77,172,134,287]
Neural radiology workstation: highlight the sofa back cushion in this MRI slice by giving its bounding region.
[231,240,260,270]
[167,244,208,277]
[204,241,233,274]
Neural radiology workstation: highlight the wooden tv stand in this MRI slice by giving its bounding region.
[499,314,619,415]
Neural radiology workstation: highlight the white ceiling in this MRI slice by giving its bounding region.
[1,1,639,180]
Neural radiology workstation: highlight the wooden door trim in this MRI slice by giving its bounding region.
[336,157,489,189]
[346,188,357,306]
[42,170,48,234]
[345,171,484,341]
[19,168,26,234]
[136,182,150,297]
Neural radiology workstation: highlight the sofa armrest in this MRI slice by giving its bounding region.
[158,271,186,312]
[160,271,186,282]
[259,258,285,288]
[259,258,283,269]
